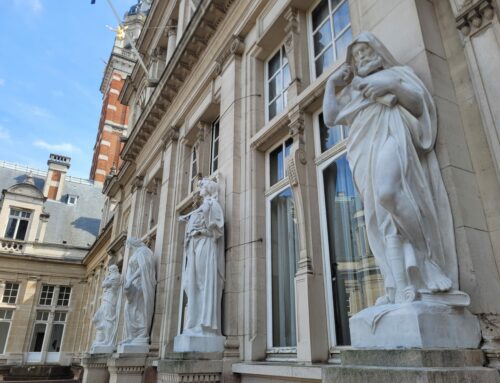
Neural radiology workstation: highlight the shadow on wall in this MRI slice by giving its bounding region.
[71,217,101,237]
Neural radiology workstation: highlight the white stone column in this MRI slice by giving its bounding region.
[166,25,177,63]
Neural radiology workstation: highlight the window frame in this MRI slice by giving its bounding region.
[189,145,199,193]
[266,138,294,189]
[2,282,20,305]
[264,44,292,123]
[56,286,71,307]
[210,117,220,175]
[0,309,13,354]
[307,0,352,81]
[39,285,55,306]
[4,208,32,241]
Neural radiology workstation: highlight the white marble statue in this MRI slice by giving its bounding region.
[323,32,481,348]
[90,265,121,354]
[179,178,225,338]
[120,238,156,351]
[324,31,459,304]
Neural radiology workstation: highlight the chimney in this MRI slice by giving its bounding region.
[43,154,71,201]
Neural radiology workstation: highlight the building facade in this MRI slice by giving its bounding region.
[76,0,500,381]
[0,155,104,370]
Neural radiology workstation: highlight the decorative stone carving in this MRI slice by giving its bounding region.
[118,238,156,353]
[174,178,225,352]
[323,32,480,348]
[90,265,121,354]
[455,0,495,36]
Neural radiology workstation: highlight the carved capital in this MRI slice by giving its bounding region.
[288,108,305,139]
[213,35,245,78]
[284,7,300,34]
[196,121,210,142]
[132,175,144,193]
[161,126,180,147]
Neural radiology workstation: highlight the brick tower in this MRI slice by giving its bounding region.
[89,2,148,184]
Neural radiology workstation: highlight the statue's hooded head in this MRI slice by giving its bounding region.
[126,237,143,249]
[198,178,218,199]
[108,265,119,274]
[345,32,400,77]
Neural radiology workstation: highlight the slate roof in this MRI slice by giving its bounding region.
[0,161,104,249]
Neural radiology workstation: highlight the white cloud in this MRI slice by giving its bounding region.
[33,140,80,153]
[29,105,52,118]
[0,126,10,141]
[15,0,43,14]
[0,79,5,87]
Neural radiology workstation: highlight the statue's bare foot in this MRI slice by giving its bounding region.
[395,285,417,304]
[425,261,452,292]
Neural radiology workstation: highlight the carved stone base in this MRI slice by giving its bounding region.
[107,355,146,383]
[349,301,481,348]
[173,334,225,353]
[157,354,222,383]
[323,349,500,383]
[90,344,114,354]
[81,355,109,383]
[117,343,149,354]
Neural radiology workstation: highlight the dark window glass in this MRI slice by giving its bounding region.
[0,321,10,354]
[271,187,299,347]
[30,323,46,352]
[15,220,28,241]
[5,219,17,239]
[313,21,332,56]
[312,0,329,30]
[48,324,64,352]
[322,155,383,345]
[315,46,334,77]
[268,51,281,79]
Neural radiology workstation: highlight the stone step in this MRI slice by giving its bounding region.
[340,348,486,368]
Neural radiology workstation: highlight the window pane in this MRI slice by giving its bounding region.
[30,323,46,352]
[5,218,17,239]
[268,100,278,121]
[315,46,334,77]
[313,21,332,56]
[283,64,291,89]
[15,220,29,241]
[39,286,54,306]
[271,188,299,347]
[333,1,350,36]
[268,75,278,101]
[335,27,352,60]
[312,0,330,30]
[0,322,10,354]
[322,156,384,345]
[48,324,64,352]
[57,287,71,306]
[330,0,342,9]
[268,51,281,79]
[270,145,284,185]
[319,113,344,151]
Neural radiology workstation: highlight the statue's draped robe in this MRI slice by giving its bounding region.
[334,33,458,294]
[183,197,224,334]
[92,273,120,345]
[124,246,156,341]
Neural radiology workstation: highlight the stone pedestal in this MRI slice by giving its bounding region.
[322,349,500,383]
[349,301,481,348]
[173,334,225,353]
[157,352,222,383]
[82,355,109,383]
[117,342,150,354]
[91,345,114,354]
[107,354,146,383]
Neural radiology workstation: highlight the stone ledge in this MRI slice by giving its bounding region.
[232,362,323,381]
[157,358,222,375]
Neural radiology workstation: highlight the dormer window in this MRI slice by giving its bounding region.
[5,208,31,241]
[67,195,78,206]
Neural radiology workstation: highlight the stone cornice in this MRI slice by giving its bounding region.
[120,0,235,163]
[456,0,496,36]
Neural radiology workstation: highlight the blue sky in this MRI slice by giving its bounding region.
[0,0,134,179]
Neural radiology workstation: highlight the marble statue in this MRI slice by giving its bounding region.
[323,32,480,348]
[90,265,121,354]
[174,178,225,352]
[119,237,156,353]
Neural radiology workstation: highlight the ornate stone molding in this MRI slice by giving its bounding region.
[213,35,245,78]
[456,0,495,36]
[159,374,221,383]
[283,7,303,94]
[131,175,144,193]
[161,126,180,148]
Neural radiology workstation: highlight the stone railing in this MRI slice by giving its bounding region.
[0,239,25,254]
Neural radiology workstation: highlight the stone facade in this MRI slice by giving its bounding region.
[4,0,500,381]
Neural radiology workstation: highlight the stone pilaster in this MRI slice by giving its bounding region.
[82,356,109,383]
[286,106,328,362]
[107,355,146,383]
